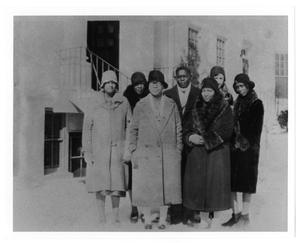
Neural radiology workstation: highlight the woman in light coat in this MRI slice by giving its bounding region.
[82,70,132,224]
[128,70,182,230]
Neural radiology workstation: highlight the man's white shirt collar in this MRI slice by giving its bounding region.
[177,83,191,110]
[177,83,191,94]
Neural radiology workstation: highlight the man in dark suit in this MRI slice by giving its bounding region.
[164,66,200,225]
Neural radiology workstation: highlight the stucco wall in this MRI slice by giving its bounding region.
[14,17,87,181]
[119,18,154,89]
[190,16,287,127]
[14,17,65,180]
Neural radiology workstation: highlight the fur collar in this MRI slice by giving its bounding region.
[123,84,149,110]
[234,90,258,119]
[192,92,226,133]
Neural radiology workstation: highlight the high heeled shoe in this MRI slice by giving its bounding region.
[222,213,242,227]
[130,211,139,223]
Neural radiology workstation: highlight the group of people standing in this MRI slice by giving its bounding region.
[81,65,264,230]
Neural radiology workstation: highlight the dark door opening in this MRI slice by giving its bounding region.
[87,21,120,90]
[69,132,86,177]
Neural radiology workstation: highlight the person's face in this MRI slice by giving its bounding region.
[201,87,215,102]
[149,80,163,97]
[133,83,145,95]
[176,69,190,88]
[103,81,117,96]
[214,73,225,88]
[235,82,249,97]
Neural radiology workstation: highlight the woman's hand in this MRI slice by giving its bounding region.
[189,134,204,145]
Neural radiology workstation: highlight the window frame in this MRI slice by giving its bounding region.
[216,36,226,67]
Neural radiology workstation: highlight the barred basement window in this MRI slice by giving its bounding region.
[44,109,63,174]
[216,36,226,67]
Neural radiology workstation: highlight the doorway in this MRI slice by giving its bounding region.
[87,21,120,90]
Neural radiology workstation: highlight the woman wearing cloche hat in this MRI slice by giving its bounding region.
[127,70,182,230]
[123,71,149,223]
[82,70,132,224]
[210,65,234,106]
[222,73,264,227]
[183,77,234,228]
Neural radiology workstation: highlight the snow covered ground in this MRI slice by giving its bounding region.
[13,132,288,232]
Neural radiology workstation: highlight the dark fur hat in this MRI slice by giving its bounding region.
[201,77,219,93]
[131,72,147,86]
[233,73,255,93]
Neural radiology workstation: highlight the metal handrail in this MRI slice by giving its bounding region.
[57,46,130,92]
[86,47,130,80]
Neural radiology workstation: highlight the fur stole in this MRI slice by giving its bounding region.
[192,92,225,134]
[233,90,258,151]
[123,84,149,111]
[234,90,258,120]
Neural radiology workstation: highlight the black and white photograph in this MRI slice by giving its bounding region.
[1,0,298,240]
[12,14,290,232]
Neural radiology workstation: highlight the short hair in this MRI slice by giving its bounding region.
[175,65,191,77]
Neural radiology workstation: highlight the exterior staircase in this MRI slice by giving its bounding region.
[57,46,131,94]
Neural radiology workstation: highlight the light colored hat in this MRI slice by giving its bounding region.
[100,70,118,89]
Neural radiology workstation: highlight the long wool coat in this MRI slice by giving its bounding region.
[231,90,264,193]
[128,94,183,207]
[183,94,234,212]
[82,92,132,193]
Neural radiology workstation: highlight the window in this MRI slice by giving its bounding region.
[216,36,226,67]
[44,110,63,174]
[275,53,288,99]
[188,28,198,67]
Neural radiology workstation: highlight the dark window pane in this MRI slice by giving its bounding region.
[44,111,62,173]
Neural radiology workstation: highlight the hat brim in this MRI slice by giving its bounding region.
[100,80,118,89]
[149,80,168,89]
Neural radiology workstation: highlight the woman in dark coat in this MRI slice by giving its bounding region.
[210,66,233,106]
[222,73,264,227]
[123,72,149,223]
[183,77,234,227]
[123,72,149,110]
